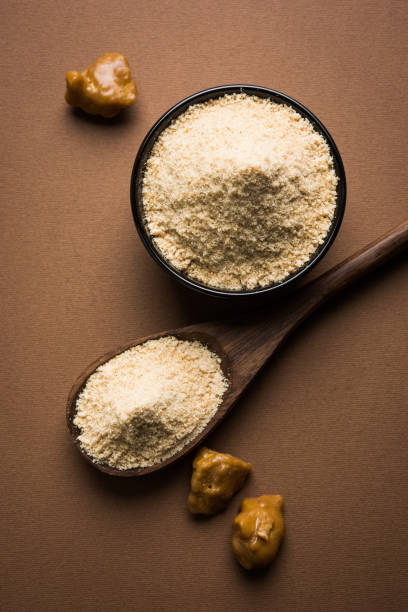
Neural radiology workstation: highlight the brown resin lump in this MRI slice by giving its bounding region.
[65,53,137,118]
[232,495,284,570]
[188,447,251,515]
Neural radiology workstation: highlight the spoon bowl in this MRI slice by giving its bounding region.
[67,329,233,476]
[67,220,408,476]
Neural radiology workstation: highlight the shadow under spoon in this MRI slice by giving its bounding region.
[67,220,408,476]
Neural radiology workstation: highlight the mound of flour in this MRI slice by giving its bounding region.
[142,93,338,290]
[74,337,228,470]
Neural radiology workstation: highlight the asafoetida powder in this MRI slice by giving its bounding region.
[142,93,338,290]
[74,336,228,470]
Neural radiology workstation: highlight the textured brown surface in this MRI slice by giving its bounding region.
[1,1,407,611]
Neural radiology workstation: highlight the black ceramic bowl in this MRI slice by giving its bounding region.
[130,85,346,298]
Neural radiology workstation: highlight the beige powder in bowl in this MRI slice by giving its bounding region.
[142,93,338,291]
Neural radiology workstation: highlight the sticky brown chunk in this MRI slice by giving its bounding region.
[188,447,251,515]
[65,53,137,118]
[232,494,284,570]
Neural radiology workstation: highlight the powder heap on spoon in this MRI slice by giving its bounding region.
[74,336,228,470]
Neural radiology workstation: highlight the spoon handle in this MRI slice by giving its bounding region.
[283,218,408,332]
[206,219,408,391]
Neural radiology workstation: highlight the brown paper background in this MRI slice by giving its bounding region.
[1,1,407,610]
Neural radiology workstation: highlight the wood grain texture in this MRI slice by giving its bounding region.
[67,219,408,476]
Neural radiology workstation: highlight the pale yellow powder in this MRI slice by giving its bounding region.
[142,93,338,290]
[73,336,228,470]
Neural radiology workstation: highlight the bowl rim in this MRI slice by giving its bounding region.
[130,84,347,298]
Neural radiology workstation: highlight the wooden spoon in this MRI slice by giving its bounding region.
[67,220,408,476]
